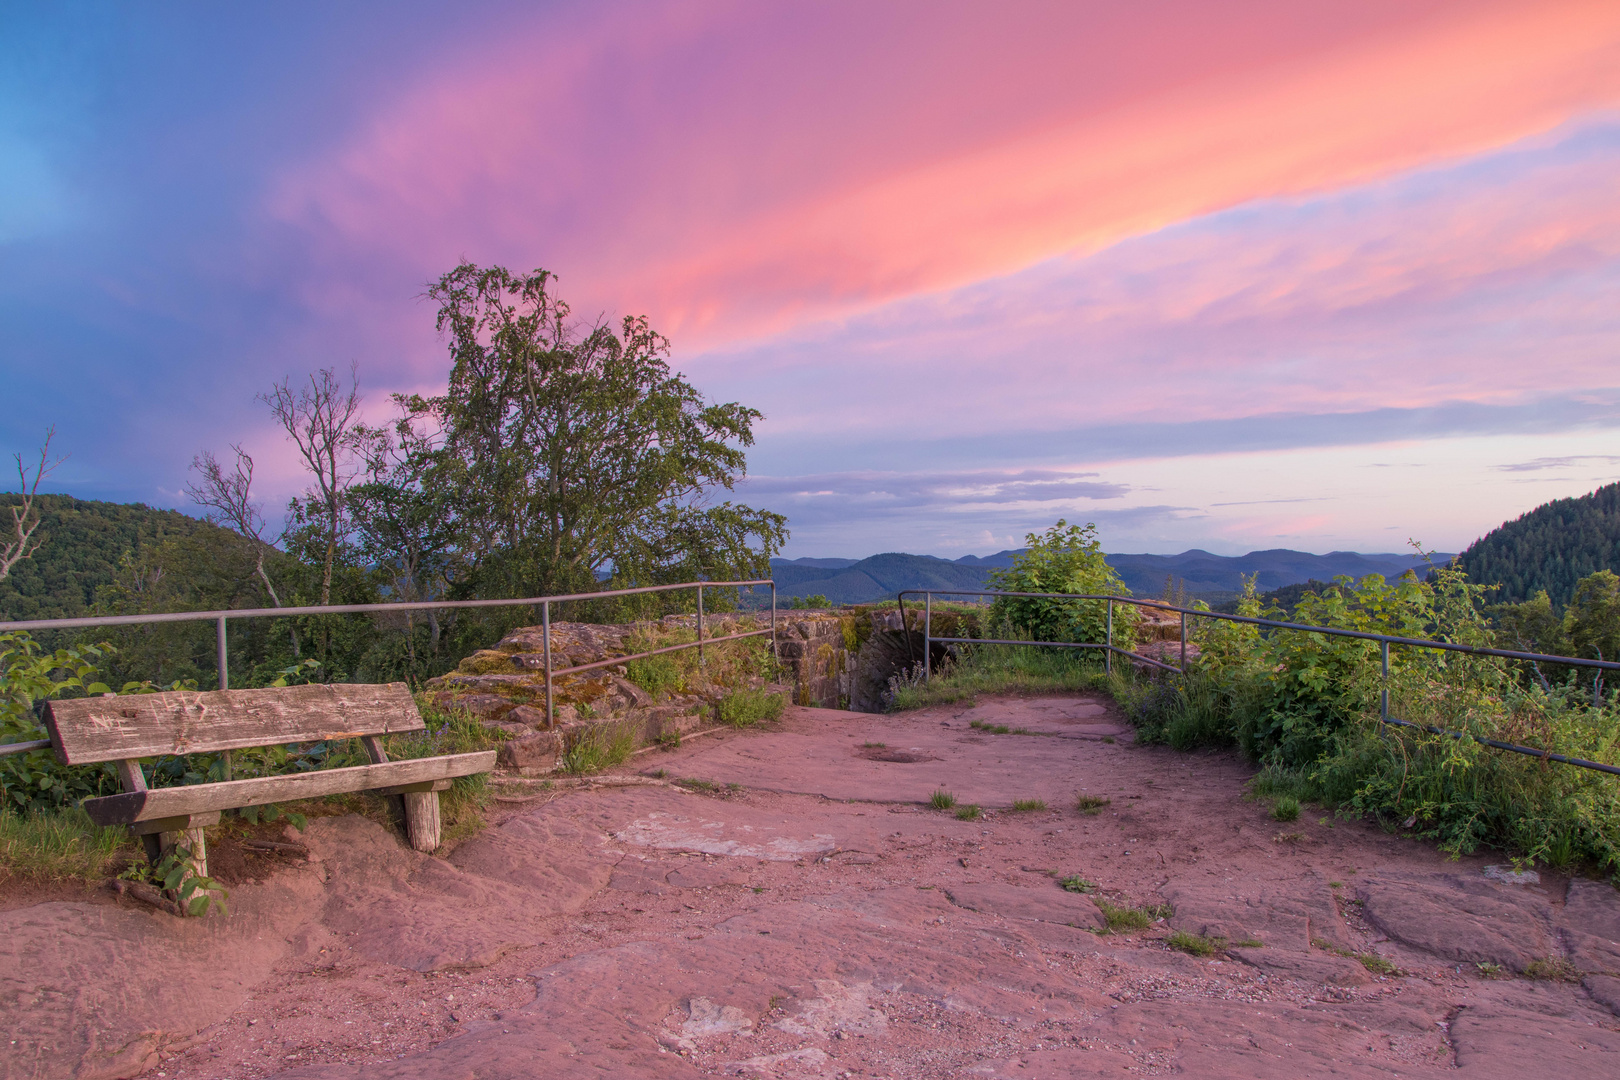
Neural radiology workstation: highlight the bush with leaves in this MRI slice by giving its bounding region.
[1116,558,1620,872]
[988,520,1136,649]
[1,632,123,811]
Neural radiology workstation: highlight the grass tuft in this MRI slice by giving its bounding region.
[1010,798,1047,812]
[888,639,1107,712]
[717,688,785,727]
[560,722,636,775]
[954,804,983,821]
[1166,930,1222,957]
[1094,899,1154,933]
[0,807,134,884]
[930,789,958,810]
[1271,796,1301,822]
[1075,794,1111,815]
[1523,956,1577,982]
[1059,874,1097,893]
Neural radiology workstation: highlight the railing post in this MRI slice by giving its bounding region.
[1381,639,1390,722]
[770,583,778,667]
[216,615,228,691]
[543,600,553,727]
[1180,609,1187,674]
[1105,599,1113,675]
[696,584,705,668]
[924,592,932,683]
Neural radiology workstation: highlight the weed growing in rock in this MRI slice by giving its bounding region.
[930,790,958,810]
[1523,956,1578,981]
[1233,938,1264,948]
[717,688,784,727]
[656,731,682,750]
[677,778,715,791]
[1357,953,1397,976]
[1059,875,1097,893]
[863,741,886,748]
[1011,798,1047,812]
[1166,931,1221,957]
[955,805,982,821]
[1075,794,1111,815]
[1094,900,1153,933]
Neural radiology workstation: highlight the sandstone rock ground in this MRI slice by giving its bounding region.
[2,693,1618,1079]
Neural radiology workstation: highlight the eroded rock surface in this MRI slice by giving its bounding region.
[5,694,1619,1080]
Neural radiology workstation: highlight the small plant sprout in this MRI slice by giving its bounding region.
[955,804,983,821]
[930,790,958,810]
[1011,798,1047,812]
[1075,794,1111,815]
[863,741,886,748]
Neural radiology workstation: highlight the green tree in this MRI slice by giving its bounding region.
[402,262,786,599]
[988,520,1135,647]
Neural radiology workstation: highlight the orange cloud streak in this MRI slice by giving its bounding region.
[274,0,1620,349]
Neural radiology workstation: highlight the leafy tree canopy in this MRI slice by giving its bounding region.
[396,262,786,598]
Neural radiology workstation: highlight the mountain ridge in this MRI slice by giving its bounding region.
[770,548,1452,605]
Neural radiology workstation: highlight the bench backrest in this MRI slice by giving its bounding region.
[43,682,424,765]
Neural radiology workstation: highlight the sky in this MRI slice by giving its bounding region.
[3,0,1619,559]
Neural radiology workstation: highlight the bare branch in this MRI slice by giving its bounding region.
[185,445,267,543]
[259,364,366,605]
[2,427,64,581]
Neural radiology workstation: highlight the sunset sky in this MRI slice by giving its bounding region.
[4,1,1619,557]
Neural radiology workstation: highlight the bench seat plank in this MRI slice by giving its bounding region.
[81,751,496,827]
[44,683,425,764]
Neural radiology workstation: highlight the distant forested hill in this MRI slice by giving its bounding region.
[770,548,1449,605]
[0,494,223,620]
[1457,482,1620,607]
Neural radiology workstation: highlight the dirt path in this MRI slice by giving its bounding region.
[4,693,1618,1079]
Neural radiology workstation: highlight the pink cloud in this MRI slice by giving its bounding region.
[268,0,1620,354]
[686,120,1620,442]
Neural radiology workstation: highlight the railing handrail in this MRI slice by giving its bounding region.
[894,588,1620,671]
[0,579,775,632]
[0,579,778,755]
[895,587,1620,778]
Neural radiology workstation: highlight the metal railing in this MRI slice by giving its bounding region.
[896,589,1620,777]
[0,578,777,757]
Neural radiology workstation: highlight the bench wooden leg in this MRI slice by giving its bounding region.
[401,790,441,852]
[159,826,210,879]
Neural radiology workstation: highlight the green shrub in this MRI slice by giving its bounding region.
[1107,561,1620,872]
[1271,796,1301,822]
[988,521,1137,650]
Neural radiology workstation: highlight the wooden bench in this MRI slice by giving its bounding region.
[43,682,496,873]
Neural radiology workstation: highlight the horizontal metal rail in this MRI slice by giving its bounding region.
[897,588,1620,777]
[0,579,777,755]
